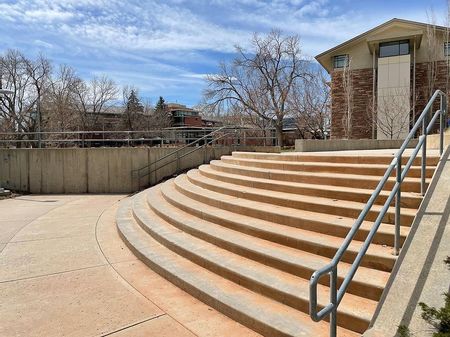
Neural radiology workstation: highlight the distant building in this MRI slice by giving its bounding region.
[316,18,450,140]
[166,103,203,127]
[166,103,223,128]
[85,107,124,131]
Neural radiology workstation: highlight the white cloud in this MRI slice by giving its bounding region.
[33,39,53,48]
[0,0,438,104]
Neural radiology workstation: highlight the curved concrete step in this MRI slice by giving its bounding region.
[210,160,428,193]
[117,149,440,336]
[162,177,399,272]
[188,168,416,226]
[146,185,389,301]
[231,151,440,166]
[221,156,435,179]
[131,190,375,333]
[116,198,360,337]
[198,164,423,209]
[173,174,408,251]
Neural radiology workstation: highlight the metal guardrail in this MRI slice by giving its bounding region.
[0,128,276,148]
[309,90,448,337]
[136,127,241,189]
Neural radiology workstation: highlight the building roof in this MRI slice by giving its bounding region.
[315,18,448,71]
[166,103,196,111]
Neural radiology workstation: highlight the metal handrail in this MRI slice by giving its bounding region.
[136,126,237,188]
[309,89,447,337]
[136,126,226,175]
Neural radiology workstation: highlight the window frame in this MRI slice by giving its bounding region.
[444,42,450,57]
[379,40,410,58]
[333,54,349,69]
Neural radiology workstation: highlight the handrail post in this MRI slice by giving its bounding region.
[176,150,180,175]
[421,110,427,196]
[394,157,401,256]
[440,94,447,156]
[329,266,337,337]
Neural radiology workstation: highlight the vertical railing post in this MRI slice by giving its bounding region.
[176,150,180,175]
[329,266,337,337]
[394,157,401,255]
[439,94,446,156]
[421,109,428,196]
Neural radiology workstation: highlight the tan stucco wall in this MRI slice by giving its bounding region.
[318,21,449,72]
[377,54,411,139]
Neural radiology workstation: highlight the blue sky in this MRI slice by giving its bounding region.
[0,0,447,106]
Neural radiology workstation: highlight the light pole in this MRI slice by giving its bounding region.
[0,89,13,196]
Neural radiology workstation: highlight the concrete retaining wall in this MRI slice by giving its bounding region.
[0,146,280,194]
[295,139,419,152]
[426,133,450,150]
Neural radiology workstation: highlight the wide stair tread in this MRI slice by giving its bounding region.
[162,178,398,272]
[199,164,423,209]
[221,156,435,178]
[231,151,440,166]
[173,174,409,252]
[147,185,389,301]
[189,168,417,226]
[210,160,428,193]
[132,190,375,333]
[117,198,359,337]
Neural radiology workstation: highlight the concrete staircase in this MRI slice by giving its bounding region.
[117,151,440,336]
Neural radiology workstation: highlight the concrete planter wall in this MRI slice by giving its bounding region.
[0,146,280,194]
[295,139,419,152]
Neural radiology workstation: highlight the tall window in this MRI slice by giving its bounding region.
[333,54,349,69]
[379,40,410,58]
[444,42,450,56]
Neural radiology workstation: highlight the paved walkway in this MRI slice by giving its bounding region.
[0,194,259,337]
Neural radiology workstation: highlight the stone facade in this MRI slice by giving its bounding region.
[331,61,449,139]
[413,61,449,121]
[330,68,373,139]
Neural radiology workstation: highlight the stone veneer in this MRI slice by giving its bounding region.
[331,61,449,139]
[413,61,450,121]
[331,68,374,139]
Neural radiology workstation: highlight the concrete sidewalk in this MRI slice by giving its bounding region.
[0,195,259,337]
[365,148,450,336]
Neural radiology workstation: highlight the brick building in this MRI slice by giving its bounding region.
[316,18,450,140]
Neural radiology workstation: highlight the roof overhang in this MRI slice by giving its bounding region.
[315,18,447,73]
[366,30,424,54]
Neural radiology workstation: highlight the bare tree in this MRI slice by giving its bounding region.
[0,50,44,139]
[290,68,330,139]
[426,12,440,100]
[72,75,118,130]
[23,53,51,141]
[370,88,411,139]
[194,99,225,123]
[44,65,79,132]
[341,57,353,139]
[204,30,307,146]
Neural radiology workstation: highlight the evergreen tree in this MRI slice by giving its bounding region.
[151,96,172,129]
[154,96,166,113]
[126,90,144,114]
[124,89,144,130]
